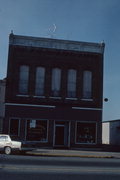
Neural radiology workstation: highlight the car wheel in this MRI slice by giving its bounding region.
[4,146,12,155]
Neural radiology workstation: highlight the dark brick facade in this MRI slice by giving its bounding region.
[4,34,105,148]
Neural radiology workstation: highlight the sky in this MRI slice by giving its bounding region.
[0,0,120,121]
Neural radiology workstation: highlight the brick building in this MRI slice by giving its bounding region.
[3,33,105,148]
[0,79,6,133]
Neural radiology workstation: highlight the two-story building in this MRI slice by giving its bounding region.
[0,79,6,133]
[3,33,105,148]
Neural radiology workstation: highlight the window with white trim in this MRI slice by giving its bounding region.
[35,67,45,96]
[9,118,20,136]
[76,122,96,144]
[51,68,61,97]
[19,65,29,95]
[26,120,48,141]
[83,70,92,99]
[67,69,77,98]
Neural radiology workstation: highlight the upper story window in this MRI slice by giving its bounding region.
[67,69,77,98]
[51,68,61,97]
[35,67,45,96]
[19,65,29,95]
[83,70,92,99]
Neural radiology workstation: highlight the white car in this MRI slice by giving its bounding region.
[0,134,22,155]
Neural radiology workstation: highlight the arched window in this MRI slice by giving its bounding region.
[67,69,77,98]
[35,67,45,96]
[51,68,61,97]
[19,65,29,95]
[83,70,92,99]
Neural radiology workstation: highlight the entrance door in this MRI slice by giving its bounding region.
[55,125,64,145]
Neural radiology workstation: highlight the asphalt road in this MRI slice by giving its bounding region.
[0,154,120,180]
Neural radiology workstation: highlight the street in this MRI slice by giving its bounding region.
[1,154,120,180]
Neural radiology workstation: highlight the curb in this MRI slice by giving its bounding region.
[26,152,114,158]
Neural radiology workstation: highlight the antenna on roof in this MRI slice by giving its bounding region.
[47,23,56,38]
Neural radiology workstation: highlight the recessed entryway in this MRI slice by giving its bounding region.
[54,121,70,148]
[55,125,65,145]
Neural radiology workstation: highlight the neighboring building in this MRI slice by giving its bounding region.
[0,79,6,133]
[3,33,105,148]
[102,120,120,145]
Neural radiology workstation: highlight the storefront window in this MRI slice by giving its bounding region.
[26,120,48,141]
[76,122,96,144]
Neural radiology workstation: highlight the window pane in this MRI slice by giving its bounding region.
[19,65,29,94]
[35,67,45,96]
[76,122,96,143]
[26,120,48,141]
[67,69,76,98]
[0,136,6,141]
[9,119,19,136]
[51,68,61,97]
[83,71,92,99]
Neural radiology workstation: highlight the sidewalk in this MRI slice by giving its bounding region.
[26,148,120,158]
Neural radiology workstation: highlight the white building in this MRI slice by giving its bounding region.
[102,120,120,145]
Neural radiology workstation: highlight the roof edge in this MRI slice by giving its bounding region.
[9,33,105,54]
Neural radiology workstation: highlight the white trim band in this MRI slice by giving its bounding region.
[5,103,102,111]
[5,103,56,108]
[72,107,102,111]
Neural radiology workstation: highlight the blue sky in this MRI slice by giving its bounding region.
[0,0,120,121]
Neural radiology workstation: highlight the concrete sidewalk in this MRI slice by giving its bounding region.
[26,148,120,158]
